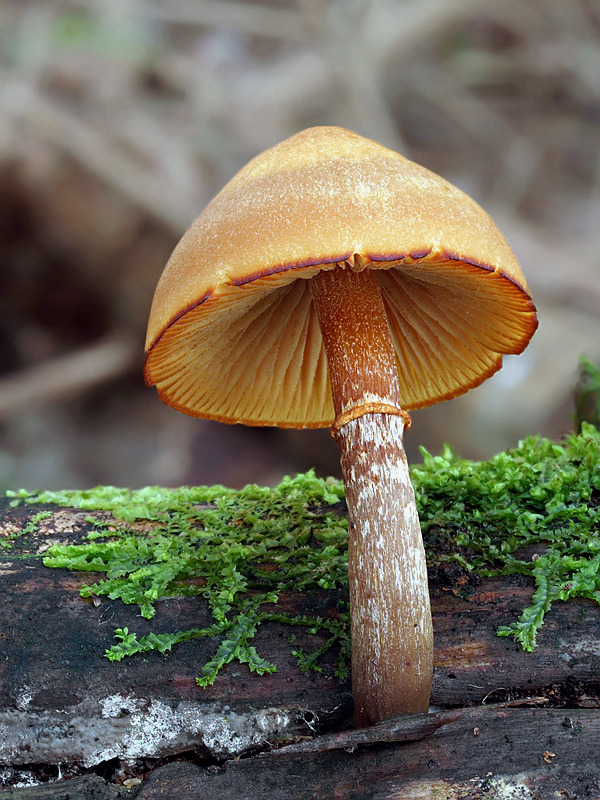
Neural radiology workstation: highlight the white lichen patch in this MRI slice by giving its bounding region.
[0,695,304,768]
[482,775,534,798]
[92,699,299,766]
[0,769,40,790]
[14,687,34,712]
[100,694,143,718]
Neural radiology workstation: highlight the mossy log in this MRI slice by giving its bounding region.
[1,490,600,799]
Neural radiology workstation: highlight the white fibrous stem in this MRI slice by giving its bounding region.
[338,413,432,725]
[310,264,433,727]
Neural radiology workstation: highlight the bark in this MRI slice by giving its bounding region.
[0,497,599,798]
[118,708,600,800]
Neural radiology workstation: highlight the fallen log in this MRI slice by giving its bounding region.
[128,707,600,800]
[2,707,599,799]
[1,491,599,798]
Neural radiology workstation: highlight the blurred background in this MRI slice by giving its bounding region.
[0,0,599,491]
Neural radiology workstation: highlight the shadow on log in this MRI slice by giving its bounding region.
[0,499,599,798]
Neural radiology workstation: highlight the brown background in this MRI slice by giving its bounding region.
[1,0,599,491]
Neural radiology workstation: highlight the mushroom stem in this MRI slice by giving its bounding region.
[310,264,433,727]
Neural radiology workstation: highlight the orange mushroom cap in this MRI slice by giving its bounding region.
[144,126,537,428]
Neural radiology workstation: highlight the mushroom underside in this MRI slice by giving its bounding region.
[145,258,536,427]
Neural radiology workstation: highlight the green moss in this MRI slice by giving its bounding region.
[7,425,600,679]
[13,472,351,683]
[413,423,600,650]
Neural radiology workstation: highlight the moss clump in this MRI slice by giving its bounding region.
[413,423,600,650]
[15,473,351,684]
[7,424,600,678]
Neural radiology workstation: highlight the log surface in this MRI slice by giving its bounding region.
[1,499,599,798]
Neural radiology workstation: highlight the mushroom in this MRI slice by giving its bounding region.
[144,126,537,726]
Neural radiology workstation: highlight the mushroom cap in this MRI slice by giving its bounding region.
[145,126,537,428]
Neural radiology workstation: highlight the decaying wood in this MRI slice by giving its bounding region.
[122,708,600,800]
[1,498,599,798]
[270,708,462,755]
[1,708,599,800]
